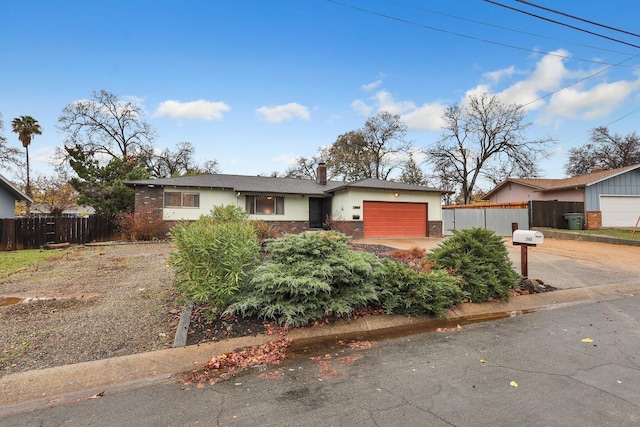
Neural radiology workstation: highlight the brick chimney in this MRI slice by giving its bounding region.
[317,162,327,185]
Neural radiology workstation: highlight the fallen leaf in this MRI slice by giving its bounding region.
[258,371,283,379]
[318,361,340,378]
[510,381,518,388]
[581,338,594,343]
[480,359,486,363]
[345,341,373,350]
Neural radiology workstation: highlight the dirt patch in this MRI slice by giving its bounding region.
[534,238,640,271]
[0,243,180,376]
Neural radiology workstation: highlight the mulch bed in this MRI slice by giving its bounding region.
[186,305,275,345]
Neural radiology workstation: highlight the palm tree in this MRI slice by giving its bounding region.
[11,115,42,202]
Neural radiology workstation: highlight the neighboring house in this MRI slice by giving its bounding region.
[0,173,32,219]
[30,204,95,218]
[483,164,640,228]
[125,164,447,238]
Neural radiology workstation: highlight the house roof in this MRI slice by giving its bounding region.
[125,174,445,195]
[484,164,640,199]
[0,172,33,203]
[329,178,444,193]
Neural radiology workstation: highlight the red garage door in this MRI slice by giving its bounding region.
[363,201,428,238]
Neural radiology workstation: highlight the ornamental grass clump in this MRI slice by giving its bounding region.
[168,205,261,312]
[426,228,519,302]
[226,231,382,327]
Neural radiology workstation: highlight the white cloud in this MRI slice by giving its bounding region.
[256,102,310,123]
[361,80,382,91]
[482,66,516,84]
[402,103,447,131]
[460,49,640,125]
[540,78,640,124]
[154,99,231,121]
[351,89,446,131]
[465,49,572,112]
[351,99,373,116]
[272,153,297,165]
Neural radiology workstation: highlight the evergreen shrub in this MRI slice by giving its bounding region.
[377,258,465,316]
[426,228,519,302]
[168,205,261,312]
[226,231,382,327]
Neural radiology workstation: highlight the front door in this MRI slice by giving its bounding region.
[309,198,331,229]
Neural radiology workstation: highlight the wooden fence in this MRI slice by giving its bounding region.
[0,216,119,251]
[529,200,585,229]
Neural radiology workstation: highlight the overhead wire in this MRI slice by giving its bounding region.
[516,0,640,39]
[324,0,640,69]
[521,51,640,108]
[484,0,640,50]
[383,0,632,56]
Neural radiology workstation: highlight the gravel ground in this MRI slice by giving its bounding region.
[0,242,403,376]
[0,242,180,376]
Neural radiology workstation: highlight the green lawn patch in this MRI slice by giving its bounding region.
[559,229,639,240]
[0,249,70,279]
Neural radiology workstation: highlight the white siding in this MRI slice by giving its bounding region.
[163,188,312,221]
[331,188,442,222]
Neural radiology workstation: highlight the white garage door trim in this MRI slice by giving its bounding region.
[600,195,640,227]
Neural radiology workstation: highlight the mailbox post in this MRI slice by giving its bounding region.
[512,230,544,278]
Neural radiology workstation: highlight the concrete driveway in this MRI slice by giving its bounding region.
[351,236,640,291]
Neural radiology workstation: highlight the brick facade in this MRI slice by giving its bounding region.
[268,221,312,235]
[586,211,602,229]
[133,186,172,237]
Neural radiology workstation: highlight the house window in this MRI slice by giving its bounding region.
[245,196,284,215]
[164,191,200,208]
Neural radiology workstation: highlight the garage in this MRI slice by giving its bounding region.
[600,195,640,227]
[363,201,427,237]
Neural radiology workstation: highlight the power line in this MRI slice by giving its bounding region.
[516,0,640,39]
[521,51,640,107]
[325,0,640,126]
[606,106,640,127]
[384,0,631,56]
[484,0,640,50]
[324,0,640,69]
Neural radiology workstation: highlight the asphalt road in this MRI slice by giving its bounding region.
[2,293,639,427]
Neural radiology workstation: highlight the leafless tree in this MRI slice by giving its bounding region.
[426,93,553,205]
[0,113,23,170]
[564,126,640,176]
[328,112,412,181]
[58,89,157,162]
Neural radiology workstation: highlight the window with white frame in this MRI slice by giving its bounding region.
[164,191,200,208]
[245,195,284,215]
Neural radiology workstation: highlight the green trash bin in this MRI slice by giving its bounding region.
[563,213,584,230]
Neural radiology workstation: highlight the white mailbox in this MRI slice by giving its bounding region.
[513,230,544,245]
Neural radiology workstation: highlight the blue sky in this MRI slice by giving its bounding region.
[2,0,640,185]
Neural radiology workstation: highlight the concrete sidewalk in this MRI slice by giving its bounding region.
[3,279,640,412]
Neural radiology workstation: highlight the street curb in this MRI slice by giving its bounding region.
[533,228,640,247]
[172,301,193,348]
[2,280,639,411]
